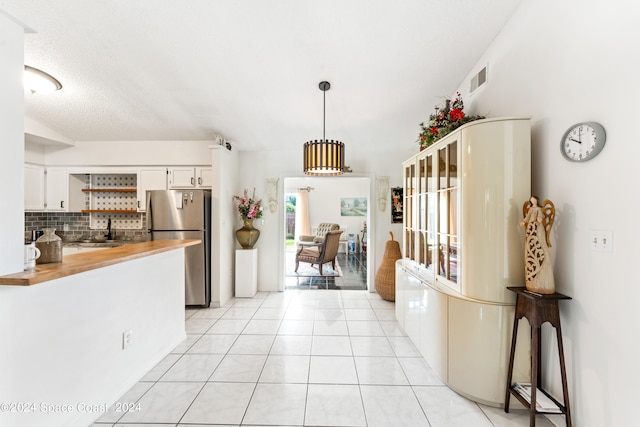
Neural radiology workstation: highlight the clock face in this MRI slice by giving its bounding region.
[561,122,606,162]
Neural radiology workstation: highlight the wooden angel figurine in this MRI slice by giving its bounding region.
[520,196,556,294]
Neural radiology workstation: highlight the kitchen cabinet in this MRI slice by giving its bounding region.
[197,167,213,188]
[25,167,83,212]
[45,167,69,211]
[137,168,167,211]
[24,164,45,211]
[396,117,532,406]
[168,167,212,189]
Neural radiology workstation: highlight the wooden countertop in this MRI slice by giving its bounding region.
[0,239,200,286]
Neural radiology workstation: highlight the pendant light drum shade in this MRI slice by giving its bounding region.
[303,81,345,176]
[303,139,344,176]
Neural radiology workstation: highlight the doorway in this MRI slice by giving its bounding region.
[279,176,373,291]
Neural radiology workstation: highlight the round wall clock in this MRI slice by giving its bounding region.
[560,121,606,162]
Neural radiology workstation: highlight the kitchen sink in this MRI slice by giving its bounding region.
[66,239,132,248]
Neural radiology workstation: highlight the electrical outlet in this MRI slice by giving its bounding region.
[590,230,613,252]
[122,329,133,349]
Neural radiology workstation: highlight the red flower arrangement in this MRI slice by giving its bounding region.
[418,92,484,148]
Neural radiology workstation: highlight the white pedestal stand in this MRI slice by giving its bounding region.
[235,248,257,297]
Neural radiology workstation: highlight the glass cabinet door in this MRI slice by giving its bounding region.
[403,163,415,261]
[417,157,427,266]
[404,136,459,289]
[434,140,459,286]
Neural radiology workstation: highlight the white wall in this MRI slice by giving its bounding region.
[44,140,214,166]
[458,1,639,425]
[25,140,47,165]
[0,250,186,427]
[0,12,25,275]
[211,145,238,307]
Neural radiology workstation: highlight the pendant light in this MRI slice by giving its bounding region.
[303,81,345,176]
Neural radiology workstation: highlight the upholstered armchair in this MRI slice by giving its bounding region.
[295,230,343,275]
[298,223,340,244]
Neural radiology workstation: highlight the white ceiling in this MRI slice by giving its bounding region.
[2,0,523,151]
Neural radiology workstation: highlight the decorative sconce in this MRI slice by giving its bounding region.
[266,178,278,213]
[377,176,389,212]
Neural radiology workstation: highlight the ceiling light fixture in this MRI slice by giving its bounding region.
[303,81,345,176]
[24,65,62,94]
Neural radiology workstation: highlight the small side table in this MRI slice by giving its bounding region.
[504,287,572,427]
[235,248,257,298]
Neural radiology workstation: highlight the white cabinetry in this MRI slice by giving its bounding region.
[24,164,45,211]
[137,168,167,211]
[396,118,532,406]
[168,167,212,189]
[44,168,69,211]
[197,167,213,188]
[42,169,86,212]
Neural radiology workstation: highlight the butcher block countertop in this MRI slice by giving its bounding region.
[0,239,200,286]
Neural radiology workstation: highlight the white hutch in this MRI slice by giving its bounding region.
[396,117,532,406]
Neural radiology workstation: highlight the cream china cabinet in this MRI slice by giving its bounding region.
[396,117,532,406]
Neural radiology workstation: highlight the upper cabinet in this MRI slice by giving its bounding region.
[24,164,45,211]
[25,166,83,212]
[197,167,213,188]
[168,167,212,189]
[44,167,70,212]
[23,165,211,213]
[44,169,86,213]
[137,168,167,212]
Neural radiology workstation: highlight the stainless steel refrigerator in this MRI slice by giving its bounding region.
[147,189,211,307]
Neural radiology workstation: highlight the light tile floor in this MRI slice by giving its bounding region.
[93,290,559,427]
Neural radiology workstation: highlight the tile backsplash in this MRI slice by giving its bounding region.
[24,212,149,242]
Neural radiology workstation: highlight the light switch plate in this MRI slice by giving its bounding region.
[590,230,613,252]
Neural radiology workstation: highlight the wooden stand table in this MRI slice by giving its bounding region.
[504,287,572,427]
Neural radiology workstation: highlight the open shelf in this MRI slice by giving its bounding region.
[81,209,138,213]
[82,188,137,193]
[508,383,565,415]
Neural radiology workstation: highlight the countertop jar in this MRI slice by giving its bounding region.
[35,228,63,264]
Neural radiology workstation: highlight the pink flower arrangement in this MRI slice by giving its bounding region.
[234,188,263,221]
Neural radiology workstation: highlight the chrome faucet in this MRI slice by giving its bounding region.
[105,218,113,240]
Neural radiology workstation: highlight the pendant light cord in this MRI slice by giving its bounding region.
[323,87,326,142]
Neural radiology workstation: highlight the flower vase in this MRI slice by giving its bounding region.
[236,219,260,249]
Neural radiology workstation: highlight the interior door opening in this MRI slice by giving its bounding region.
[280,176,372,291]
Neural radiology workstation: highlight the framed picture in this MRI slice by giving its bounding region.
[341,197,368,216]
[391,187,403,223]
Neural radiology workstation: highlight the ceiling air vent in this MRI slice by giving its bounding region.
[470,66,487,93]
